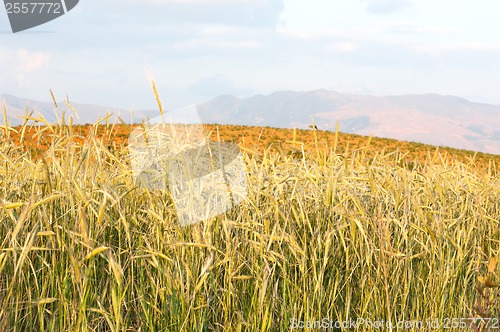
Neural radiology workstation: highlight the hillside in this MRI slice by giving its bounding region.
[3,90,500,155]
[8,123,500,172]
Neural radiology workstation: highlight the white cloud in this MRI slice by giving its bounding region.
[127,0,264,3]
[189,74,254,97]
[161,0,266,3]
[366,0,413,14]
[412,42,500,56]
[328,42,358,53]
[173,39,262,49]
[0,48,51,88]
[17,49,51,72]
[199,24,255,36]
[376,22,458,35]
[119,0,284,27]
[276,27,344,40]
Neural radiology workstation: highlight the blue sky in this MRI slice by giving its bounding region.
[1,0,500,110]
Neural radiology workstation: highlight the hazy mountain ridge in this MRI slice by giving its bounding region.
[0,94,155,126]
[2,91,499,155]
[197,90,500,155]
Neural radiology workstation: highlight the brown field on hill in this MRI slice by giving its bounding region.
[6,122,500,173]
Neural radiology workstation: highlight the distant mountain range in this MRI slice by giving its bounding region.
[0,94,156,126]
[2,91,499,155]
[197,90,500,155]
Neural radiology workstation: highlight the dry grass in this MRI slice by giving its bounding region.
[0,106,499,331]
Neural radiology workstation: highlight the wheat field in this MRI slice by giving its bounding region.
[0,110,499,331]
